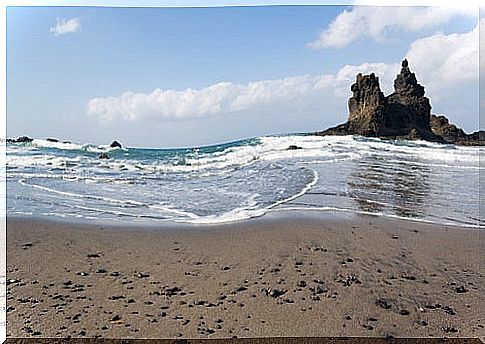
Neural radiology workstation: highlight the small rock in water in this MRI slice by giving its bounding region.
[110,140,122,148]
[99,153,109,159]
[287,145,302,150]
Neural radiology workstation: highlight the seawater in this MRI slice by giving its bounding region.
[5,135,483,227]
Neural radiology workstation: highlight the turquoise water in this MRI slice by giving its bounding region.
[5,134,483,227]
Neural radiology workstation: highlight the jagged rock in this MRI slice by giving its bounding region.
[347,73,387,136]
[110,140,122,148]
[430,115,484,146]
[99,153,109,159]
[385,59,434,139]
[7,136,33,143]
[317,59,482,146]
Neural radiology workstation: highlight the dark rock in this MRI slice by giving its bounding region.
[99,153,109,159]
[165,286,182,296]
[442,305,456,315]
[263,288,286,298]
[399,309,410,316]
[315,285,326,294]
[297,280,307,288]
[110,140,122,148]
[441,325,458,333]
[8,136,33,144]
[455,285,468,293]
[108,295,126,300]
[236,286,248,292]
[431,115,485,145]
[46,138,59,143]
[317,59,482,145]
[376,298,392,310]
[135,272,150,278]
[287,145,302,150]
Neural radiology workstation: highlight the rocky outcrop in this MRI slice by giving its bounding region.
[6,136,33,143]
[347,73,387,136]
[110,140,122,148]
[317,59,483,145]
[430,115,484,146]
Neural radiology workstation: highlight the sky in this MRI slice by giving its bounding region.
[6,4,480,148]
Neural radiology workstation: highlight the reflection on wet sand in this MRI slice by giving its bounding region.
[347,156,430,218]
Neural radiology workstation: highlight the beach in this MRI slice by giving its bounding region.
[6,213,484,339]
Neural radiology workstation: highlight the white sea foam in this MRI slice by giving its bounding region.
[6,134,483,226]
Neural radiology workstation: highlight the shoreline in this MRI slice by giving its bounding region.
[6,214,484,338]
[6,206,483,232]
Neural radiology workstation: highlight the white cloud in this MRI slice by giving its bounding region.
[87,75,337,122]
[404,22,478,99]
[307,6,475,49]
[50,17,81,36]
[87,24,477,124]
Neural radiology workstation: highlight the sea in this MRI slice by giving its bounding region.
[5,134,483,228]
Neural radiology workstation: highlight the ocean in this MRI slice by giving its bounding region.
[5,134,483,228]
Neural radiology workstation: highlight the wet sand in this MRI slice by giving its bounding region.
[6,214,484,339]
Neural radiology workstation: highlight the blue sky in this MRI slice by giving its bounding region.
[7,5,479,148]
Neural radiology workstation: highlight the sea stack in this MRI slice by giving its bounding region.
[318,59,484,145]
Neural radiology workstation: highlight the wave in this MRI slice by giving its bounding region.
[6,134,483,226]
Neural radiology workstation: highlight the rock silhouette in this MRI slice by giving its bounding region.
[318,59,484,145]
[110,140,122,148]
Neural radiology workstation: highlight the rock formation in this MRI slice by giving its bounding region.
[6,136,33,143]
[318,59,484,145]
[430,115,484,146]
[110,140,122,148]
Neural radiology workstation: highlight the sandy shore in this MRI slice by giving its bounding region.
[6,214,484,339]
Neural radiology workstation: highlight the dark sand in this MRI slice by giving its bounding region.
[5,214,484,339]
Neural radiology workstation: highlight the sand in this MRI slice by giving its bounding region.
[5,213,484,339]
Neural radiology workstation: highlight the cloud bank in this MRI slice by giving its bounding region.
[88,24,477,124]
[307,6,475,49]
[50,17,81,36]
